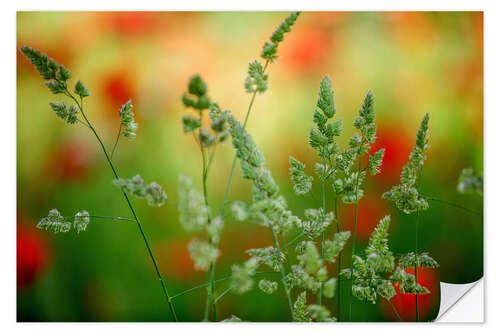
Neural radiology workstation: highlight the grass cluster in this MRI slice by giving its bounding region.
[20,12,482,322]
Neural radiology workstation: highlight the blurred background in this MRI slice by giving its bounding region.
[17,11,483,322]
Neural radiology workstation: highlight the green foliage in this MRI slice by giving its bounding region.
[221,315,242,322]
[287,241,328,293]
[299,208,333,239]
[323,231,350,263]
[188,239,219,271]
[199,127,216,147]
[182,75,211,110]
[177,174,209,232]
[390,267,430,295]
[49,102,79,125]
[261,42,279,62]
[57,65,71,81]
[398,252,439,268]
[181,115,201,133]
[45,80,67,94]
[365,215,394,272]
[317,75,336,118]
[245,61,268,94]
[22,45,180,321]
[113,175,167,207]
[22,12,457,321]
[206,216,223,244]
[20,46,72,84]
[261,12,301,62]
[66,105,79,124]
[208,103,230,140]
[188,74,207,97]
[351,256,388,303]
[351,216,396,304]
[293,292,310,322]
[308,76,342,159]
[353,91,376,144]
[228,115,299,235]
[37,209,90,234]
[301,241,322,274]
[289,157,313,195]
[291,291,335,322]
[323,278,337,298]
[230,201,249,221]
[307,304,335,322]
[20,46,90,128]
[369,148,385,175]
[458,168,483,195]
[383,113,430,214]
[73,210,90,233]
[230,258,259,294]
[118,100,138,139]
[37,209,71,233]
[74,80,90,98]
[182,80,229,150]
[258,279,278,294]
[340,171,366,204]
[247,246,285,272]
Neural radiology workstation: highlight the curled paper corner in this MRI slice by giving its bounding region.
[436,278,483,322]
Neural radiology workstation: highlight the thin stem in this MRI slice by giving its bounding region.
[415,209,420,322]
[172,276,231,300]
[205,137,218,176]
[171,271,277,300]
[77,118,91,128]
[110,123,123,160]
[85,215,134,222]
[325,165,339,180]
[67,89,178,322]
[334,196,342,321]
[388,299,403,322]
[318,156,327,306]
[348,143,363,322]
[193,111,217,321]
[422,195,482,215]
[215,287,232,303]
[270,227,295,321]
[206,58,270,322]
[282,231,305,251]
[203,270,211,321]
[415,168,423,322]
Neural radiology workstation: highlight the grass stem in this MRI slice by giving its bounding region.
[348,143,363,322]
[205,59,270,322]
[68,89,178,322]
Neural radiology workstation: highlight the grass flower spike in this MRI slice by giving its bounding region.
[457,168,483,195]
[119,100,138,139]
[21,46,178,321]
[383,113,430,214]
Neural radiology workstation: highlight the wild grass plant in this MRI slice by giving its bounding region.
[20,11,482,322]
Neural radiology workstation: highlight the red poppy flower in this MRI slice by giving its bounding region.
[44,141,94,183]
[101,71,137,113]
[344,196,389,241]
[382,267,440,321]
[102,12,157,36]
[281,26,331,73]
[17,219,51,289]
[368,126,414,184]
